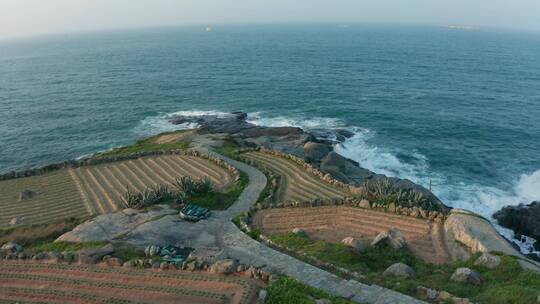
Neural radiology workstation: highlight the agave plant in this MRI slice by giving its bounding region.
[124,184,184,209]
[174,176,213,195]
[359,179,438,211]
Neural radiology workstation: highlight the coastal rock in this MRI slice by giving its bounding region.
[450,267,484,285]
[474,252,501,269]
[444,209,519,257]
[358,199,371,209]
[494,201,540,245]
[383,263,416,278]
[341,237,366,252]
[304,141,330,163]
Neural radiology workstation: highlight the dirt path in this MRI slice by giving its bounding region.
[201,149,426,304]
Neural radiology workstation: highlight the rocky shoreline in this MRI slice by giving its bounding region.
[169,111,449,212]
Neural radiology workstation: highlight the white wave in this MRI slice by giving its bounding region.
[133,110,233,136]
[247,112,344,130]
[335,128,540,256]
[135,109,540,255]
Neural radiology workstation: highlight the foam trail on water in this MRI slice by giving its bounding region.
[134,110,232,136]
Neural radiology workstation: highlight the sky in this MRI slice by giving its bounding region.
[2,0,540,39]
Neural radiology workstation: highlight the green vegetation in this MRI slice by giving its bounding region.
[214,144,242,159]
[359,179,442,212]
[269,232,540,304]
[125,184,186,209]
[123,172,247,210]
[27,241,108,253]
[190,170,249,210]
[92,131,190,160]
[0,218,84,247]
[266,276,355,304]
[113,243,145,261]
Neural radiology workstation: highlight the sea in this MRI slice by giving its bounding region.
[1,24,540,253]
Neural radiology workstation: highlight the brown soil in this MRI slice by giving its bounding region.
[254,206,451,264]
[0,262,262,304]
[154,131,196,144]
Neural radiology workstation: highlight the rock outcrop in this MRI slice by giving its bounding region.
[371,228,407,249]
[341,237,366,252]
[474,252,501,269]
[494,201,540,247]
[56,205,177,243]
[444,209,519,258]
[383,263,416,278]
[450,267,484,285]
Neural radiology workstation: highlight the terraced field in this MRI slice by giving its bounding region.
[254,206,451,264]
[0,155,235,227]
[243,151,351,202]
[0,262,261,304]
[70,155,235,214]
[0,170,89,228]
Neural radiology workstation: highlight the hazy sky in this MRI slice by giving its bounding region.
[2,0,540,39]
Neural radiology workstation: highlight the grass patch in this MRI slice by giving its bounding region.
[190,170,249,210]
[27,241,108,252]
[92,130,191,160]
[113,243,145,261]
[0,218,84,248]
[266,276,355,304]
[214,144,242,159]
[269,232,540,304]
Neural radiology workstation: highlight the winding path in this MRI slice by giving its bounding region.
[205,150,426,304]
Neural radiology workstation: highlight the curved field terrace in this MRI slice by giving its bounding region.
[253,206,451,264]
[0,155,236,228]
[242,151,351,202]
[0,262,261,304]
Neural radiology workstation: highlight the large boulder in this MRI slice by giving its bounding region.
[494,201,540,245]
[450,267,484,285]
[383,263,416,278]
[474,252,501,269]
[209,259,238,275]
[303,142,330,163]
[19,189,37,201]
[77,244,115,265]
[341,237,366,252]
[371,228,407,249]
[444,209,520,257]
[0,242,23,254]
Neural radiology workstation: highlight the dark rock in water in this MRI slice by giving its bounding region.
[320,152,378,183]
[494,201,540,243]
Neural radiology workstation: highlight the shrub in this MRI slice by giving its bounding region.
[125,185,184,209]
[359,179,440,211]
[174,176,213,195]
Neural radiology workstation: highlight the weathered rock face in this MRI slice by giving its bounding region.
[341,237,366,252]
[56,205,177,243]
[1,242,23,254]
[450,267,484,285]
[304,142,330,163]
[494,201,540,245]
[382,263,416,278]
[77,244,115,265]
[474,252,501,269]
[371,228,407,249]
[209,259,238,274]
[444,209,520,258]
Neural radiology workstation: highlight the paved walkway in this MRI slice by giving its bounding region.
[205,150,425,304]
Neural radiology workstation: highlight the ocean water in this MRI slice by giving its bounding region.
[1,24,540,250]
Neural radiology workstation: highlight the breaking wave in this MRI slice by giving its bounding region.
[138,109,540,255]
